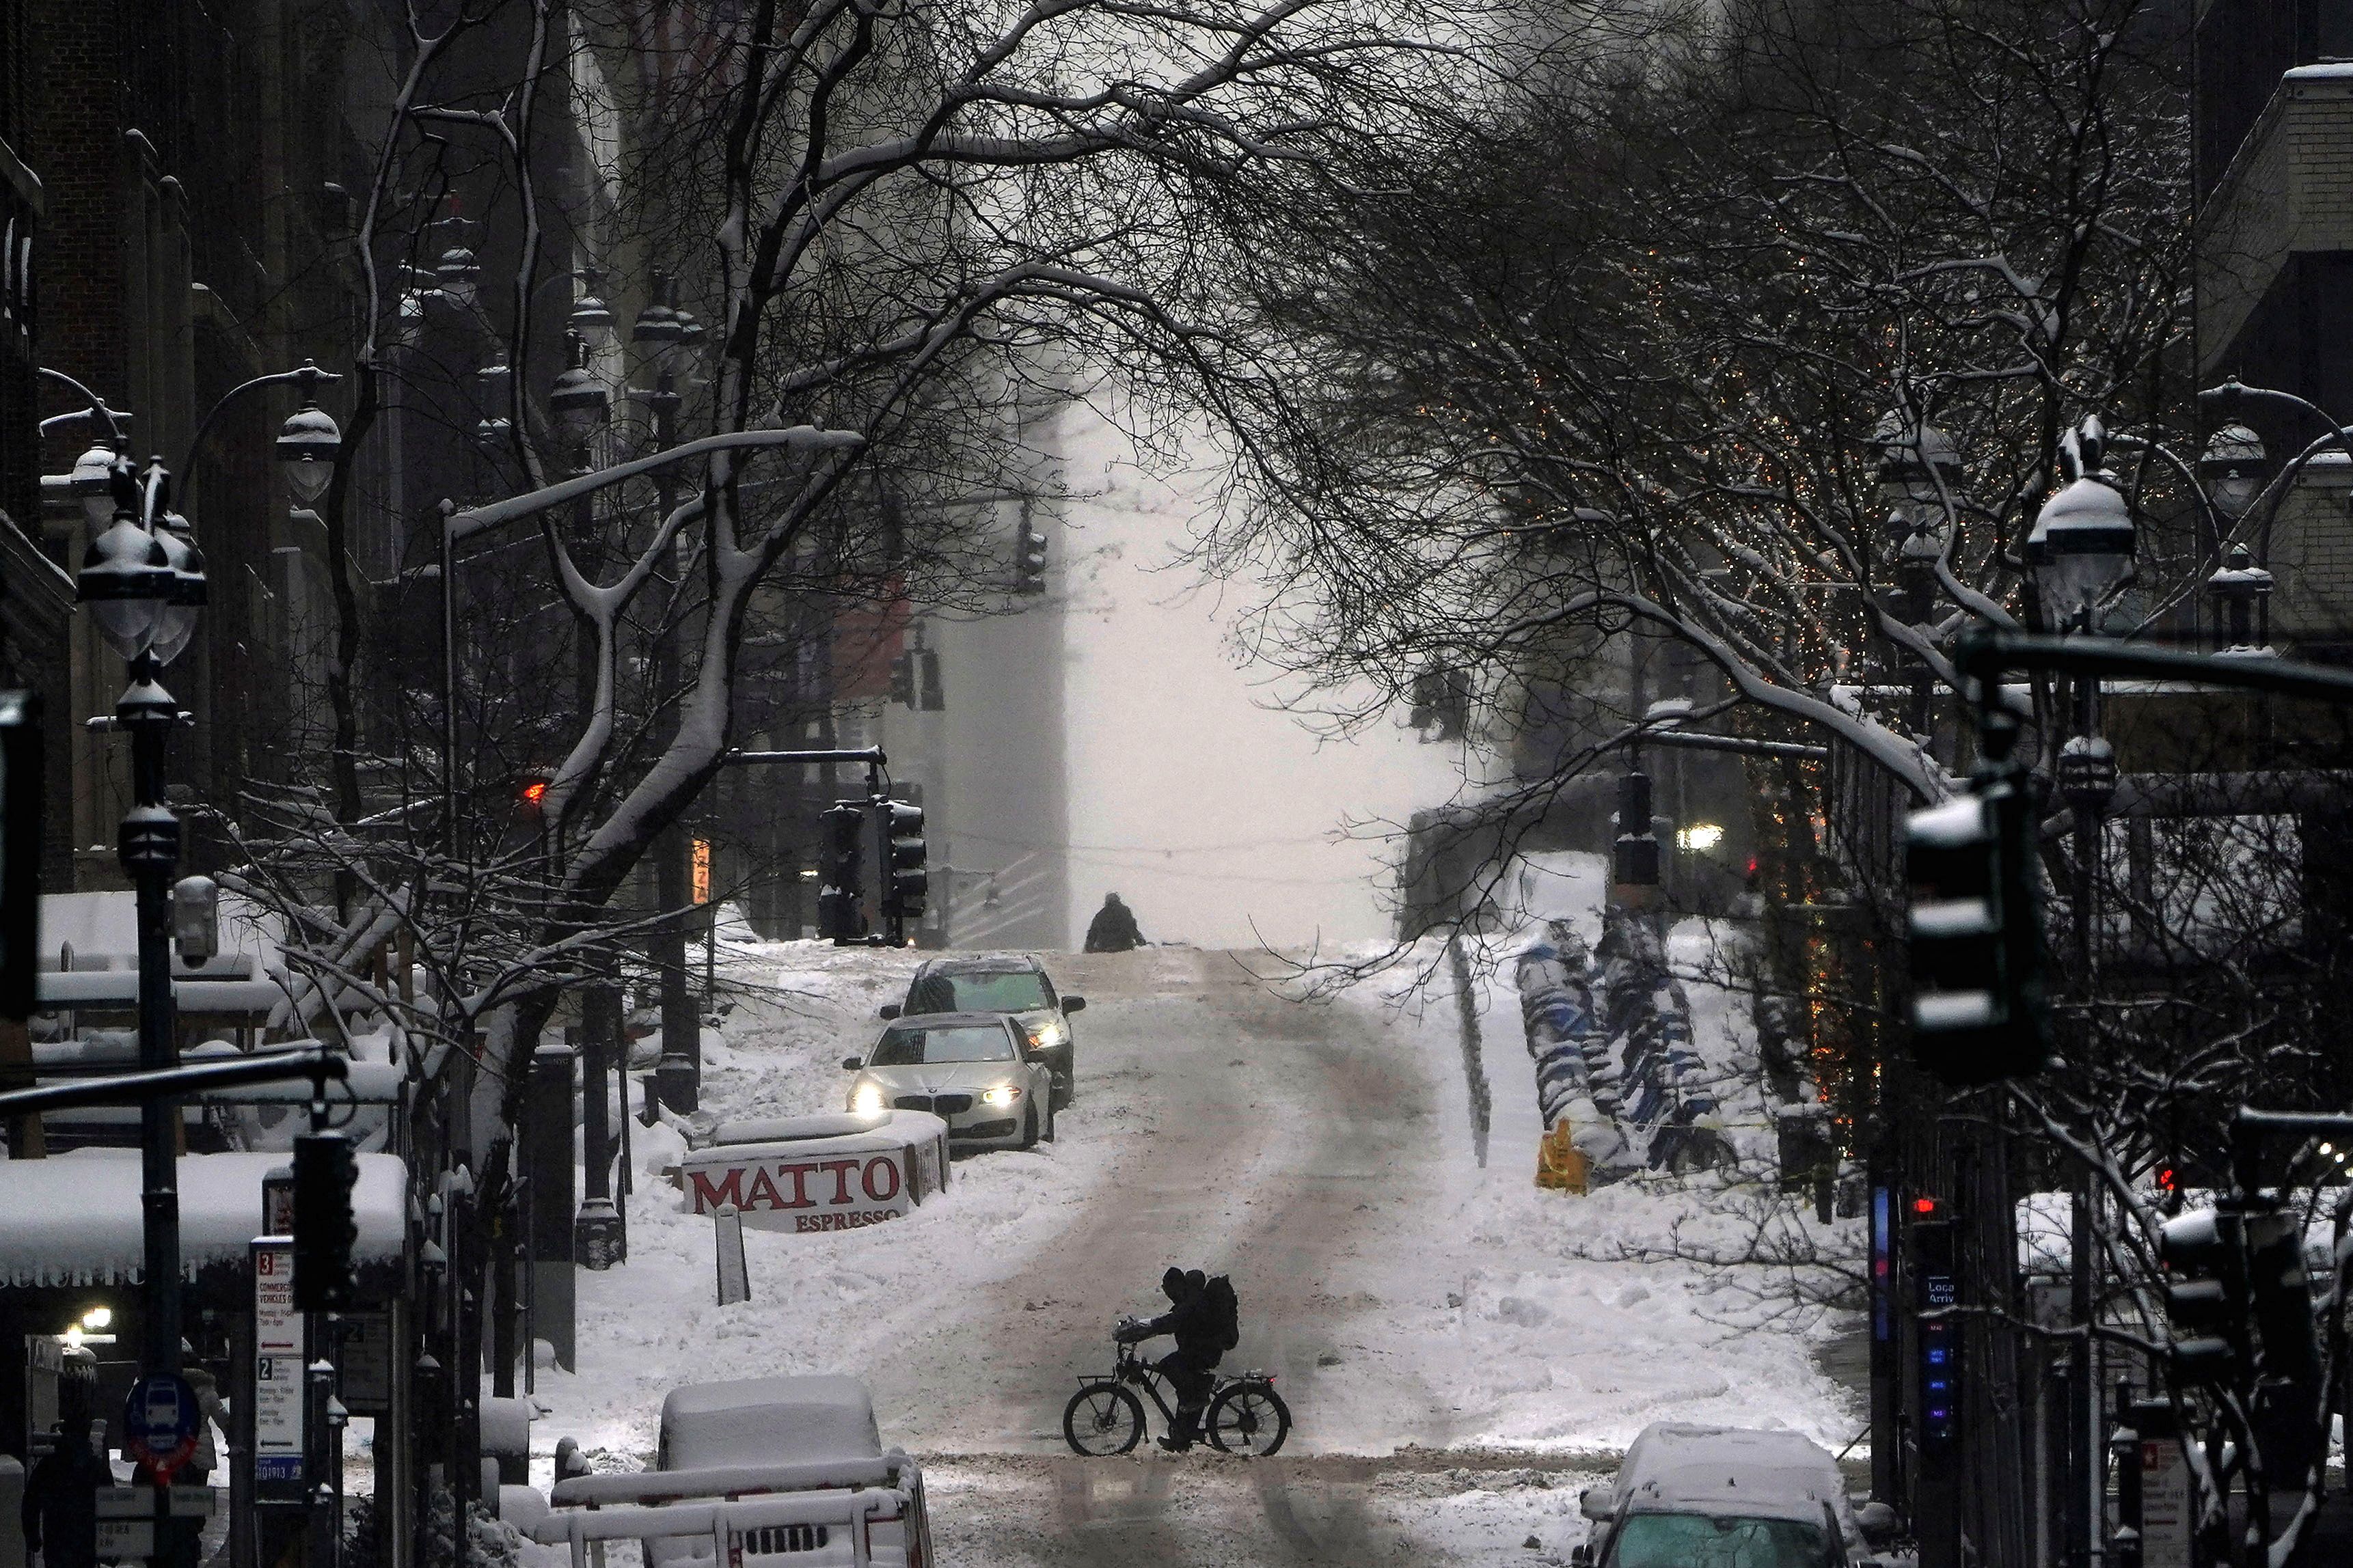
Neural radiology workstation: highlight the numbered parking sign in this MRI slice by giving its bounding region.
[251,1239,308,1493]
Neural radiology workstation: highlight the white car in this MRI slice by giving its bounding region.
[843,1011,1057,1149]
[1576,1422,1889,1567]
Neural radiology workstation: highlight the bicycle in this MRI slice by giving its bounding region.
[1061,1329,1291,1456]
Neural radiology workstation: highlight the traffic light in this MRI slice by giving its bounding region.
[1015,512,1048,593]
[1902,773,2048,1084]
[2158,1204,2248,1386]
[888,652,917,708]
[880,799,927,940]
[2241,1194,2326,1489]
[515,770,552,821]
[2242,1196,2320,1388]
[819,801,868,941]
[292,1132,358,1312]
[1613,769,1659,890]
[917,649,944,711]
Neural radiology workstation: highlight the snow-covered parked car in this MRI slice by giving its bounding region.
[533,1375,933,1568]
[1575,1422,1887,1567]
[881,953,1085,1110]
[843,1011,1056,1149]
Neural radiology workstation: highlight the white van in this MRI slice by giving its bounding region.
[537,1376,932,1568]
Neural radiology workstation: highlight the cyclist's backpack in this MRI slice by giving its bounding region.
[1202,1274,1241,1351]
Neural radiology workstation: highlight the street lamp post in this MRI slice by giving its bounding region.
[2026,416,2136,1568]
[1894,514,1944,739]
[1864,412,1963,1526]
[76,459,206,1379]
[2025,421,2139,638]
[551,333,629,1265]
[634,275,701,1115]
[2207,545,2274,655]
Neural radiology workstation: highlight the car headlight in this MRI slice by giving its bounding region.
[850,1083,888,1116]
[980,1084,1023,1108]
[1027,1017,1068,1049]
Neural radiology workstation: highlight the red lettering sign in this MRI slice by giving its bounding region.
[689,1169,745,1212]
[684,1140,926,1228]
[794,1208,901,1234]
[819,1159,860,1205]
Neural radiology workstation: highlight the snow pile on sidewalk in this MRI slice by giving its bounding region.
[1303,853,1862,1457]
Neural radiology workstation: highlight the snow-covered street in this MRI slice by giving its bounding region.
[521,922,1858,1564]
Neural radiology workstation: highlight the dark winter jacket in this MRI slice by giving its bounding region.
[1084,897,1144,953]
[1132,1273,1222,1362]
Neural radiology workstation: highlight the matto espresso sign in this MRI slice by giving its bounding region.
[677,1110,949,1235]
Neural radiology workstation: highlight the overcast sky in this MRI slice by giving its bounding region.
[1057,399,1461,952]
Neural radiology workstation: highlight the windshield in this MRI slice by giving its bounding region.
[870,1025,1016,1066]
[910,969,1052,1014]
[1606,1513,1830,1568]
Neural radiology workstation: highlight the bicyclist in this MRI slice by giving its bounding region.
[1115,1267,1226,1450]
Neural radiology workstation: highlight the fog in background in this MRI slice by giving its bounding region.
[1055,399,1461,952]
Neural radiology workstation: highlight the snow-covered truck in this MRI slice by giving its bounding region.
[532,1376,932,1568]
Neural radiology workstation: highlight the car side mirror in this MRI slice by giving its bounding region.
[878,1004,901,1020]
[1577,1486,1614,1523]
[1061,996,1085,1015]
[1854,1501,1898,1550]
[841,1056,863,1071]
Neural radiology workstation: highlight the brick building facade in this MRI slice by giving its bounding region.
[2198,6,2353,654]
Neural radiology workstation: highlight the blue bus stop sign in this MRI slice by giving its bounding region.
[121,1373,202,1483]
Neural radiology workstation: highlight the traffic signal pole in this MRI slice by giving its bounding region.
[717,749,929,946]
[1926,634,2353,1562]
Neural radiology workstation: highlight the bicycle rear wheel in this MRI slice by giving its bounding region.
[1205,1381,1290,1456]
[1063,1382,1146,1455]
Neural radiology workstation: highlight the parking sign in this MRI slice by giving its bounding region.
[251,1239,306,1488]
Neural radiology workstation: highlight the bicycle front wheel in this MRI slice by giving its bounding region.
[1063,1382,1146,1456]
[1205,1381,1290,1456]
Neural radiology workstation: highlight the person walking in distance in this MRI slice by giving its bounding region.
[1084,892,1145,953]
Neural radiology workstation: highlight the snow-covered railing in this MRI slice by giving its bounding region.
[530,1485,911,1568]
[37,967,282,1015]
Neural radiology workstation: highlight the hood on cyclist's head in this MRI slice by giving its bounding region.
[1162,1267,1190,1304]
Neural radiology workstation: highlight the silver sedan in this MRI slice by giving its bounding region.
[842,1011,1057,1150]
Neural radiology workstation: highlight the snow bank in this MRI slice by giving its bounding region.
[1317,870,1860,1457]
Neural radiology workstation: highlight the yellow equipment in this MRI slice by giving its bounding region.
[1535,1122,1590,1194]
